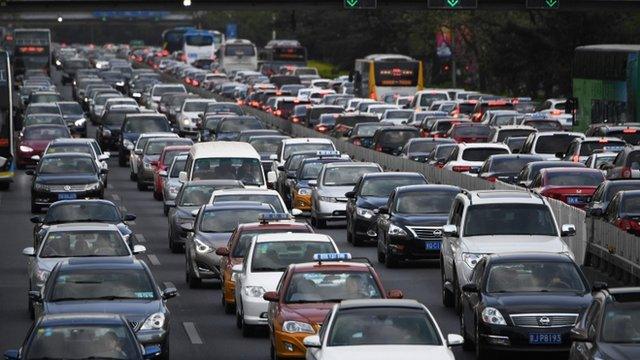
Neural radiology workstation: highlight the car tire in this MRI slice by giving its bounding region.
[441,259,454,308]
[315,218,326,229]
[28,292,34,320]
[169,236,180,254]
[236,308,243,330]
[130,171,137,181]
[157,340,170,360]
[221,291,234,314]
[377,242,385,263]
[346,226,353,244]
[118,155,127,167]
[137,182,146,191]
[475,322,490,360]
[242,319,255,337]
[186,260,201,289]
[385,246,399,268]
[461,311,473,351]
[153,191,162,201]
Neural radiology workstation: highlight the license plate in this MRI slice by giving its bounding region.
[529,333,562,345]
[425,241,441,250]
[58,193,77,200]
[567,196,584,204]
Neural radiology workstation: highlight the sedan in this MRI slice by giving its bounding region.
[532,168,605,209]
[16,124,71,169]
[601,190,640,235]
[476,154,545,184]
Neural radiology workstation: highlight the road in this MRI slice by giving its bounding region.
[0,68,618,360]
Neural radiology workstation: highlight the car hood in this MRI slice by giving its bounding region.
[461,235,568,254]
[357,196,388,210]
[20,139,51,150]
[36,174,99,185]
[486,292,592,315]
[104,124,122,132]
[320,185,355,199]
[44,299,163,323]
[282,303,335,325]
[247,271,285,292]
[195,232,233,247]
[174,205,200,219]
[599,343,640,360]
[394,214,448,227]
[319,345,454,359]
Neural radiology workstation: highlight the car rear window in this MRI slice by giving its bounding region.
[608,129,640,145]
[545,171,604,186]
[378,130,418,147]
[462,148,509,162]
[535,134,582,154]
[452,125,490,137]
[579,140,626,156]
[490,157,539,173]
[496,129,536,142]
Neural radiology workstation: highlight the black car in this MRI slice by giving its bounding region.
[375,185,460,267]
[477,154,545,184]
[30,199,136,249]
[346,172,428,246]
[570,286,640,360]
[586,179,640,217]
[273,150,319,206]
[306,105,343,128]
[117,113,173,167]
[96,106,141,152]
[215,116,264,141]
[401,138,455,163]
[460,253,592,358]
[516,160,587,188]
[57,101,88,137]
[371,126,420,155]
[31,258,177,360]
[247,135,290,175]
[4,313,158,360]
[345,122,390,148]
[203,102,244,117]
[27,153,107,213]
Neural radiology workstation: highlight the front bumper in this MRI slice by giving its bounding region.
[136,328,169,351]
[478,322,572,352]
[138,166,156,185]
[32,188,103,207]
[193,251,222,280]
[292,193,311,211]
[352,213,377,239]
[242,296,269,326]
[387,234,442,260]
[315,199,348,220]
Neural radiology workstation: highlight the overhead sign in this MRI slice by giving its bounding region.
[344,0,377,9]
[226,23,237,39]
[91,11,170,19]
[526,0,560,9]
[427,0,477,9]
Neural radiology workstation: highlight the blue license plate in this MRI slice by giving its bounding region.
[567,196,583,204]
[529,333,562,345]
[425,241,441,250]
[58,193,77,200]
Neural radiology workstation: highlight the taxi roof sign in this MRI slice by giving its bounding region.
[313,253,352,262]
[316,150,341,157]
[258,213,292,223]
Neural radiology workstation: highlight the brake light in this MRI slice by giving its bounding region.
[292,117,300,123]
[0,138,9,147]
[375,144,383,152]
[274,110,282,117]
[317,126,328,133]
[185,78,192,84]
[622,167,632,178]
[624,128,638,134]
[452,165,471,172]
[352,138,362,146]
[485,176,497,183]
[19,46,44,54]
[571,155,580,163]
[550,110,563,116]
[598,138,609,143]
[192,80,199,86]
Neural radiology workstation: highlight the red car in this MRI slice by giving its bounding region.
[602,190,640,234]
[532,167,605,208]
[153,145,191,200]
[16,125,70,169]
[446,122,491,143]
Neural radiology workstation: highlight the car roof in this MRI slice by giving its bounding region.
[189,141,260,158]
[458,142,510,149]
[48,223,120,232]
[254,233,333,243]
[487,252,575,263]
[50,199,116,207]
[468,190,545,205]
[282,138,333,145]
[290,261,371,272]
[339,299,423,310]
[395,184,460,194]
[50,138,95,145]
[540,167,603,175]
[138,132,177,139]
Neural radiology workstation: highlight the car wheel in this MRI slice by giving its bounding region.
[316,218,326,229]
[28,290,34,320]
[441,259,454,308]
[186,260,201,288]
[221,291,234,314]
[346,225,353,244]
[169,236,179,254]
[385,245,399,268]
[130,171,137,181]
[475,322,490,360]
[163,204,169,216]
[153,191,162,201]
[453,272,462,314]
[137,181,147,191]
[461,311,473,351]
[377,241,385,263]
[242,319,255,337]
[236,307,243,329]
[17,162,25,170]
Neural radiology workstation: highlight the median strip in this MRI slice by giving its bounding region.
[183,322,203,345]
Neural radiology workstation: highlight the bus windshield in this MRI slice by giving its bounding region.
[186,35,214,46]
[225,45,255,56]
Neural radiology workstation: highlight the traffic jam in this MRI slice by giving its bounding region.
[1,21,640,360]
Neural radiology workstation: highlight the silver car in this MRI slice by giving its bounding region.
[22,223,146,319]
[310,162,382,227]
[161,154,187,215]
[129,132,178,181]
[136,137,193,191]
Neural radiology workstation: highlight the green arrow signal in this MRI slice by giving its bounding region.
[447,0,460,7]
[345,0,359,8]
[545,0,558,7]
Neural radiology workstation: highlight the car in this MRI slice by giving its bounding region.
[269,138,337,189]
[176,99,217,138]
[148,83,187,110]
[442,142,511,174]
[16,124,72,169]
[446,123,492,143]
[30,199,136,248]
[3,313,158,360]
[569,286,640,360]
[605,145,640,179]
[345,172,428,246]
[539,98,574,129]
[117,113,173,167]
[400,138,455,163]
[487,125,537,143]
[215,115,264,141]
[586,124,640,145]
[208,188,293,215]
[199,113,233,141]
[531,167,605,208]
[22,223,146,318]
[153,145,192,201]
[238,129,282,143]
[521,118,564,132]
[264,253,403,359]
[345,122,391,148]
[27,153,107,213]
[600,190,640,234]
[273,150,321,206]
[314,113,338,133]
[516,160,587,188]
[371,126,419,155]
[519,131,586,161]
[302,299,463,360]
[161,154,187,215]
[30,258,177,360]
[248,135,290,174]
[562,137,626,163]
[129,132,179,181]
[584,151,618,173]
[95,105,141,152]
[476,154,545,184]
[135,137,193,191]
[426,143,457,168]
[215,213,314,313]
[311,162,383,228]
[480,109,520,126]
[167,180,244,253]
[375,185,461,267]
[56,101,88,137]
[440,190,576,312]
[460,253,592,357]
[43,138,110,185]
[234,233,339,336]
[380,109,415,125]
[585,179,640,217]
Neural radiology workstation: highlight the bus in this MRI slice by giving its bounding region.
[259,39,307,76]
[162,26,195,54]
[572,45,640,132]
[12,28,52,76]
[0,50,13,189]
[183,30,216,65]
[353,54,424,101]
[218,39,258,73]
[208,30,225,49]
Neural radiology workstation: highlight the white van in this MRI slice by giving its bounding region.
[218,39,258,73]
[179,142,270,188]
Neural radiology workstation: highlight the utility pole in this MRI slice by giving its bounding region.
[272,13,277,40]
[450,21,456,87]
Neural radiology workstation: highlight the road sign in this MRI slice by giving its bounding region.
[226,23,237,39]
[427,0,477,9]
[526,0,560,9]
[344,0,377,9]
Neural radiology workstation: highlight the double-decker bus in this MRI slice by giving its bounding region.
[353,54,424,101]
[572,45,640,132]
[0,50,13,189]
[183,30,216,65]
[259,39,307,76]
[12,28,52,76]
[162,26,195,54]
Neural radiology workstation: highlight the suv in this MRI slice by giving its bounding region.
[442,142,510,174]
[561,137,626,163]
[605,146,640,179]
[440,190,576,312]
[519,131,585,161]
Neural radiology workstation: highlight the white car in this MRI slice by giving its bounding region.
[129,132,178,180]
[303,299,462,360]
[234,233,339,336]
[207,188,301,216]
[411,89,451,111]
[519,131,585,161]
[176,99,217,137]
[539,98,574,129]
[269,138,336,189]
[442,142,510,175]
[149,84,187,110]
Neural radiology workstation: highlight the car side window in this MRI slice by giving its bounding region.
[531,174,542,188]
[614,152,625,166]
[446,147,459,162]
[605,195,620,220]
[585,302,601,339]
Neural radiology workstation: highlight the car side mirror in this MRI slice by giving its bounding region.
[569,327,593,342]
[387,289,403,299]
[308,180,317,187]
[180,222,194,232]
[30,155,40,162]
[28,290,42,303]
[303,335,321,348]
[179,171,188,183]
[267,171,276,184]
[462,283,479,293]
[378,206,389,215]
[134,149,143,156]
[561,224,576,237]
[215,247,230,256]
[447,334,464,347]
[263,291,279,302]
[291,208,303,216]
[442,224,458,236]
[345,191,355,199]
[22,247,36,257]
[3,350,19,360]
[132,245,147,254]
[25,169,35,176]
[30,216,43,224]
[124,213,136,221]
[159,170,168,177]
[161,287,178,300]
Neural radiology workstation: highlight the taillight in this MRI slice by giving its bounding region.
[452,165,471,172]
[571,155,580,163]
[551,110,563,116]
[275,110,282,117]
[618,218,633,231]
[317,126,328,133]
[375,144,383,152]
[192,80,199,86]
[485,176,497,183]
[292,117,300,123]
[352,138,362,146]
[420,130,428,137]
[185,78,192,84]
[622,167,632,178]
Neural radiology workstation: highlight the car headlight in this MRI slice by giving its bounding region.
[243,285,266,298]
[143,161,153,170]
[140,312,166,330]
[388,224,407,236]
[123,139,134,150]
[74,118,86,127]
[169,184,180,195]
[33,182,49,191]
[84,182,101,191]
[319,196,336,203]
[356,207,374,219]
[115,81,125,87]
[35,269,50,284]
[194,238,212,254]
[19,145,33,152]
[282,321,315,334]
[133,92,142,98]
[182,118,191,126]
[298,188,312,196]
[481,307,507,326]
[462,253,486,269]
[55,59,62,66]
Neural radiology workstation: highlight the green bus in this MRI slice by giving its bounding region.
[572,45,640,132]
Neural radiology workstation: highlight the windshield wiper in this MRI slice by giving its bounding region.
[90,295,142,300]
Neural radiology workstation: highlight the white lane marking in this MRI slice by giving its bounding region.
[163,282,179,296]
[183,322,203,345]
[136,234,146,243]
[111,194,120,201]
[147,254,161,266]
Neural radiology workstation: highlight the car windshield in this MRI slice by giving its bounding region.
[213,194,285,213]
[593,155,616,169]
[24,127,69,140]
[206,104,243,115]
[40,230,130,258]
[360,177,425,197]
[434,144,456,159]
[123,118,169,132]
[395,191,457,214]
[486,262,586,293]
[25,115,64,126]
[524,120,562,131]
[490,157,539,173]
[323,166,379,186]
[250,137,285,154]
[609,129,640,145]
[219,118,263,132]
[192,158,264,186]
[464,204,557,236]
[579,141,626,156]
[39,157,95,174]
[408,140,450,153]
[545,171,603,186]
[58,103,84,115]
[300,162,326,180]
[145,139,191,155]
[462,148,509,162]
[535,134,582,154]
[50,269,156,301]
[601,302,640,343]
[200,208,272,233]
[46,144,93,155]
[232,229,308,258]
[204,117,222,130]
[45,203,120,224]
[453,125,491,137]
[605,183,640,202]
[283,143,334,160]
[378,130,418,147]
[419,93,448,106]
[170,158,187,177]
[103,111,136,126]
[153,86,186,96]
[179,185,218,206]
[25,325,138,360]
[251,241,335,272]
[354,125,381,137]
[225,44,256,56]
[328,308,442,346]
[492,114,518,126]
[284,271,382,303]
[184,101,210,112]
